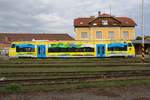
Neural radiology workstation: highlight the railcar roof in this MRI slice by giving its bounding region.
[11,40,132,45]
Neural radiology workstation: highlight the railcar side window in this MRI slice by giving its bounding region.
[16,46,35,52]
[108,46,127,51]
[48,47,94,52]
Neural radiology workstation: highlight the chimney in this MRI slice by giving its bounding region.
[98,11,101,17]
[5,36,8,43]
[90,16,95,18]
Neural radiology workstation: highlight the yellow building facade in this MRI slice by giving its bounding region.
[74,12,136,41]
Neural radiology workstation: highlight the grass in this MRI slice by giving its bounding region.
[1,83,22,93]
[0,57,149,93]
[0,57,150,64]
[0,66,150,73]
[1,79,150,93]
[0,57,149,68]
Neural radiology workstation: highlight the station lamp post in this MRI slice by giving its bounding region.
[141,0,145,63]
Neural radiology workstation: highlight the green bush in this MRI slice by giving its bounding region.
[5,83,22,93]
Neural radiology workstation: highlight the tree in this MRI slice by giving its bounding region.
[135,36,142,40]
[145,36,150,40]
[135,36,150,40]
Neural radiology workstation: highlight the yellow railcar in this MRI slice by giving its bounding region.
[9,40,135,58]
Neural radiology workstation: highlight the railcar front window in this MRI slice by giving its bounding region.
[11,44,16,48]
[128,43,132,47]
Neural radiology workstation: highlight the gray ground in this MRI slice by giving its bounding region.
[1,85,150,100]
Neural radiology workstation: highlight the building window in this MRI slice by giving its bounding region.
[123,31,129,38]
[80,21,83,24]
[96,31,102,39]
[102,20,108,25]
[108,31,115,39]
[81,32,88,39]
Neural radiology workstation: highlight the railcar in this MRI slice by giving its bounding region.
[9,40,135,58]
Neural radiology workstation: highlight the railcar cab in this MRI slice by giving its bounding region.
[106,42,135,57]
[126,42,135,57]
[9,43,17,57]
[9,43,36,58]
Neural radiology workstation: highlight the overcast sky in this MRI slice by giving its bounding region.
[0,0,149,37]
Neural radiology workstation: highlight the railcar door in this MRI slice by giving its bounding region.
[96,44,105,57]
[37,45,46,58]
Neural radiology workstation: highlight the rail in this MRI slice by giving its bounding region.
[0,70,150,86]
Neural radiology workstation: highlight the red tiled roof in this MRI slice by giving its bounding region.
[99,13,112,17]
[0,33,74,43]
[74,18,94,27]
[74,13,136,27]
[116,17,137,26]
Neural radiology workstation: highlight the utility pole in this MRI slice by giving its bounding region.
[109,4,112,16]
[141,0,145,63]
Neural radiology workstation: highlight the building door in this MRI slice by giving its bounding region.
[96,44,105,57]
[37,45,46,58]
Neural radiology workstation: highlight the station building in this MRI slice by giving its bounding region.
[74,12,136,41]
[73,12,150,56]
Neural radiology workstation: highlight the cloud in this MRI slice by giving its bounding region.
[0,0,149,36]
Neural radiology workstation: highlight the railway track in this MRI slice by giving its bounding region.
[0,63,149,67]
[1,58,150,65]
[0,70,150,86]
[1,70,150,76]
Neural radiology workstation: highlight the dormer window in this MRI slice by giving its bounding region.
[125,21,129,24]
[102,20,108,25]
[80,22,83,24]
[113,23,117,26]
[93,23,97,26]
